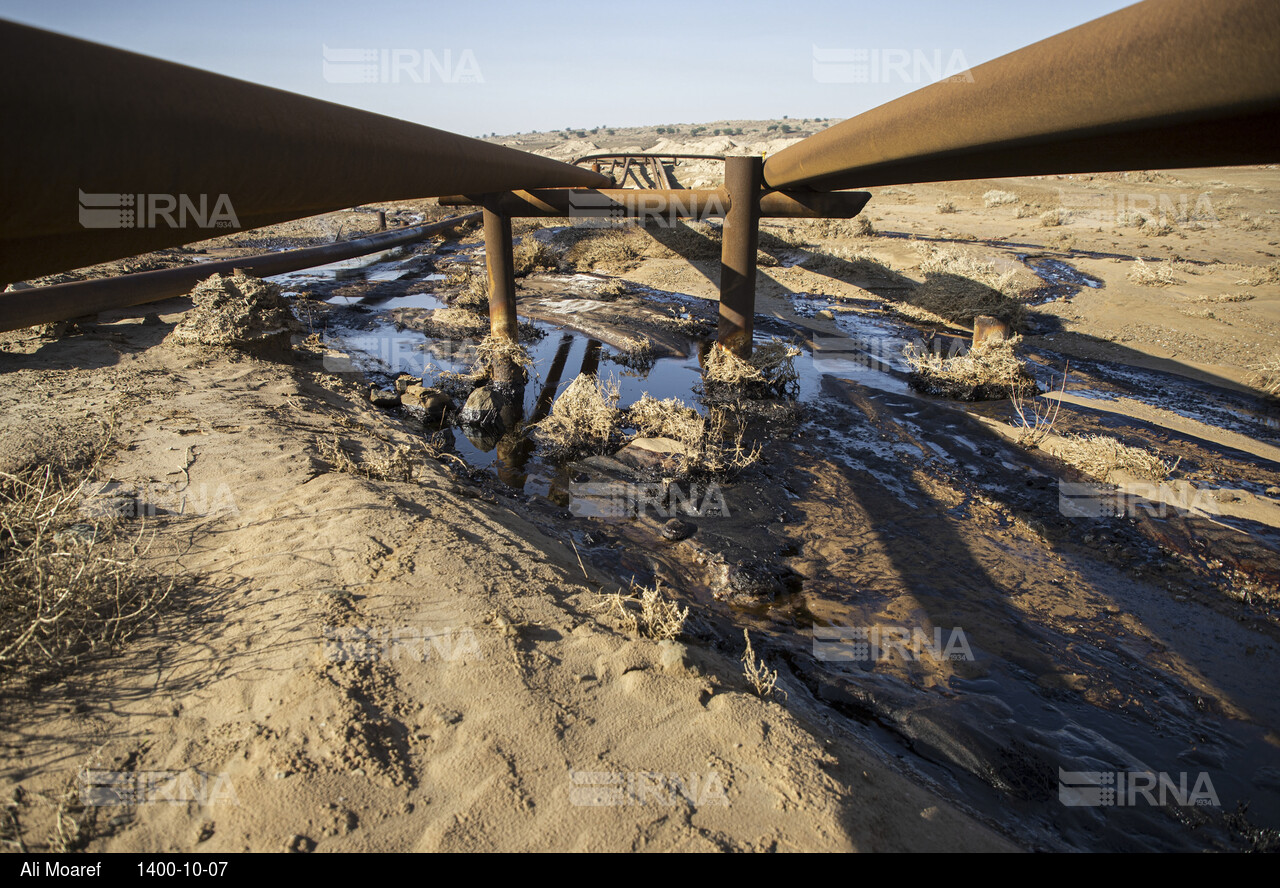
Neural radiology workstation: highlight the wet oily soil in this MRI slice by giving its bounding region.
[554,374,1280,852]
[307,244,1280,851]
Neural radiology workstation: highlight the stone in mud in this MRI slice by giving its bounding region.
[459,385,508,428]
[815,309,835,321]
[368,386,401,408]
[403,384,452,420]
[715,559,800,603]
[615,436,688,472]
[394,374,415,394]
[662,518,694,541]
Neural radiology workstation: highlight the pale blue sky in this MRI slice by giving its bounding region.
[1,0,1137,137]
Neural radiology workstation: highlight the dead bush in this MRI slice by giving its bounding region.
[703,341,800,400]
[1055,434,1178,482]
[0,463,177,686]
[905,337,1039,401]
[531,373,622,459]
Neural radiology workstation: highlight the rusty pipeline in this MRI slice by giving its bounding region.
[439,189,870,219]
[764,0,1280,191]
[0,21,609,284]
[0,213,480,334]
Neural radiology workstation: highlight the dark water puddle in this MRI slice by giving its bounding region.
[1026,346,1280,443]
[1021,255,1104,305]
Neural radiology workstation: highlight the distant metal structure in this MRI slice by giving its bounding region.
[1,0,1277,357]
[571,153,728,189]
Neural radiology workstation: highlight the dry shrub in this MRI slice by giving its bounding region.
[741,630,782,699]
[557,227,645,273]
[984,190,1019,207]
[638,221,724,262]
[1129,258,1180,287]
[474,334,533,376]
[799,245,880,278]
[1015,205,1038,219]
[1055,434,1178,482]
[628,395,703,441]
[897,245,1027,328]
[1235,261,1280,287]
[512,237,558,276]
[937,201,960,214]
[0,465,177,685]
[317,434,415,482]
[601,581,688,640]
[1250,358,1280,397]
[703,341,799,398]
[624,396,762,479]
[1040,208,1071,227]
[448,268,490,312]
[905,337,1039,401]
[532,373,622,459]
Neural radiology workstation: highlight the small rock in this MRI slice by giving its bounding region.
[459,385,507,428]
[815,309,835,321]
[404,384,452,419]
[716,559,800,603]
[662,518,694,541]
[394,374,415,394]
[285,834,315,853]
[368,386,401,408]
[616,437,688,472]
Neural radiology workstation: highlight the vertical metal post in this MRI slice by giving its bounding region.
[483,204,518,341]
[718,155,763,358]
[482,203,521,388]
[377,210,387,230]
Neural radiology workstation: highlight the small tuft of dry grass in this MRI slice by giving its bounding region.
[448,268,490,312]
[317,434,416,482]
[703,341,800,398]
[532,373,622,459]
[1250,358,1280,397]
[1129,258,1180,287]
[1009,367,1068,447]
[1055,434,1178,482]
[905,337,1039,401]
[474,334,533,376]
[1234,261,1280,287]
[741,630,783,699]
[511,237,559,276]
[936,201,959,214]
[984,190,1019,207]
[601,581,689,640]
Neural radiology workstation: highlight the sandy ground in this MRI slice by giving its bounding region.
[0,307,1014,852]
[3,129,1279,852]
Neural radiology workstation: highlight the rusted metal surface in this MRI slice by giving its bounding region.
[0,213,480,334]
[483,207,519,343]
[717,157,764,358]
[439,189,870,219]
[0,21,609,284]
[764,0,1280,191]
[573,153,727,165]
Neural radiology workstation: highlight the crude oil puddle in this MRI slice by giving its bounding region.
[1021,255,1104,305]
[307,252,1280,852]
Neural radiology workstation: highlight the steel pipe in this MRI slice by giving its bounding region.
[764,0,1280,191]
[0,213,480,333]
[439,189,870,219]
[0,21,610,283]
